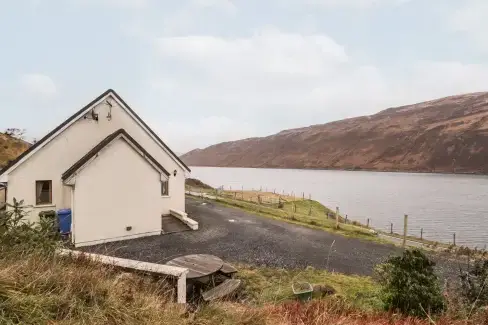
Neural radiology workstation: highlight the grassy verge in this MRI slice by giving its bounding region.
[380,231,449,247]
[187,187,390,244]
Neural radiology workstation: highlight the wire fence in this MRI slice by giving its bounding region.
[188,184,488,250]
[187,185,372,231]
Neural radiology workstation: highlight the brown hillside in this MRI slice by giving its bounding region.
[182,92,488,174]
[0,133,30,169]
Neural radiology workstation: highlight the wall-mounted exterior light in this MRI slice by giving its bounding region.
[173,170,177,177]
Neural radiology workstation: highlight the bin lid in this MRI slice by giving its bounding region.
[57,209,72,215]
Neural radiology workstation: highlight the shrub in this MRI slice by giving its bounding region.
[379,249,445,317]
[0,198,60,254]
[459,259,488,309]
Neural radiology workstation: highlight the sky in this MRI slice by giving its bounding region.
[1,0,488,154]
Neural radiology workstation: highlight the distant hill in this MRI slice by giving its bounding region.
[182,92,488,174]
[0,133,30,169]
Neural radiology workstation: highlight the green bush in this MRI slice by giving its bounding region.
[459,259,488,309]
[379,249,445,317]
[0,198,60,254]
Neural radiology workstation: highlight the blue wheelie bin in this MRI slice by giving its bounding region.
[57,209,72,235]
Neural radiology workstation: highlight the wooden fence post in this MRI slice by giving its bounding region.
[367,218,370,228]
[345,215,348,224]
[335,207,340,229]
[420,228,423,240]
[402,214,408,249]
[308,194,312,216]
[453,233,456,246]
[390,222,393,234]
[302,192,305,200]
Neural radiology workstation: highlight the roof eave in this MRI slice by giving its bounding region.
[0,88,191,177]
[61,129,170,181]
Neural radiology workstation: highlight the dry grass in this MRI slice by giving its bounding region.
[268,300,488,325]
[0,248,186,325]
[0,133,29,168]
[221,190,297,203]
[1,248,487,325]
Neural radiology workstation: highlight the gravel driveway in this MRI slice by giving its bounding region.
[82,197,460,277]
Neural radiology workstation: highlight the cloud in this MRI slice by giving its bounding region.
[154,27,376,121]
[156,27,348,75]
[448,0,488,51]
[149,26,488,152]
[71,0,148,8]
[161,116,257,152]
[192,0,235,11]
[277,0,411,8]
[19,74,57,99]
[160,0,236,34]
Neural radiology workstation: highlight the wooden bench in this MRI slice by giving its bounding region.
[202,279,241,302]
[219,262,238,277]
[58,249,189,303]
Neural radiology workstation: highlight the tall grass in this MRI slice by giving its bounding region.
[0,248,186,325]
[2,250,488,324]
[271,299,488,325]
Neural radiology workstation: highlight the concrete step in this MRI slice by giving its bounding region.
[161,215,191,234]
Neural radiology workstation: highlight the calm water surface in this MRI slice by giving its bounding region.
[190,167,488,248]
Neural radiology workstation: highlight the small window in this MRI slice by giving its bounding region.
[36,180,52,205]
[161,180,169,196]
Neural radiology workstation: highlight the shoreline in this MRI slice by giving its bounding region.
[188,165,488,177]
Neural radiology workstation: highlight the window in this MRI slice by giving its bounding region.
[161,180,169,196]
[36,180,52,205]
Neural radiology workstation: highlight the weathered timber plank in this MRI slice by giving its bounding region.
[166,254,224,279]
[202,279,241,301]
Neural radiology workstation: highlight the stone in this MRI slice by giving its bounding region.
[313,284,336,297]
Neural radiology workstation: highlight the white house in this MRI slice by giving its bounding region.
[0,89,192,247]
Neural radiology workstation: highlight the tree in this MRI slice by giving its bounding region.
[4,128,25,140]
[379,249,445,317]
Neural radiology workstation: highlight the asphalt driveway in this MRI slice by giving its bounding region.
[82,197,459,277]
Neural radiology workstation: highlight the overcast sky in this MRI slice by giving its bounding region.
[1,0,487,154]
